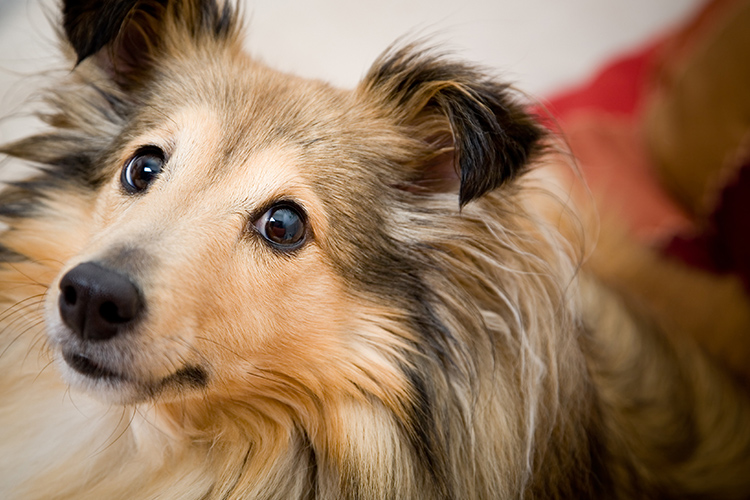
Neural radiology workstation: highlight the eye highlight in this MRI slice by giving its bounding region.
[121,146,165,194]
[253,203,307,251]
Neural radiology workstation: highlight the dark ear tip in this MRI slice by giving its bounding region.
[458,186,478,208]
[72,49,92,66]
[62,0,140,64]
[458,120,545,207]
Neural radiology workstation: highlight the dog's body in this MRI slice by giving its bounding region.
[1,1,749,498]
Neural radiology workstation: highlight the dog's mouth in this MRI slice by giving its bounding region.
[64,351,123,380]
[49,258,211,403]
[61,349,209,397]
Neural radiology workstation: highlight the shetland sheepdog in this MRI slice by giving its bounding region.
[1,1,749,498]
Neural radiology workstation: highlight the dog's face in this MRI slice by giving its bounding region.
[44,57,392,406]
[46,84,350,404]
[36,0,543,411]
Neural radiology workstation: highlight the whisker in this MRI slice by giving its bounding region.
[194,335,249,363]
[33,358,56,384]
[87,407,136,459]
[64,385,87,417]
[1,260,54,289]
[0,301,46,360]
[21,319,49,366]
[0,293,46,324]
[133,403,173,442]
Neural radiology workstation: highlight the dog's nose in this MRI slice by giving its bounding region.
[58,262,143,341]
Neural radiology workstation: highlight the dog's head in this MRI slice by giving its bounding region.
[8,0,544,417]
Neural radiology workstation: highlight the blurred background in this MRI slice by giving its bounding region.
[0,0,703,142]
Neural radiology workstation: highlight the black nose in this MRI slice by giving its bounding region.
[58,262,143,341]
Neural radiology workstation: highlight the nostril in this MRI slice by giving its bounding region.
[99,301,133,324]
[63,285,77,306]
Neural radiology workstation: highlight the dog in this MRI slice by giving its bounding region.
[1,0,749,498]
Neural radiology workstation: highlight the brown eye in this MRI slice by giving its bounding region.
[121,146,165,194]
[254,203,307,250]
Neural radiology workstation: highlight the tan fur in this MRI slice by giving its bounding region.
[1,1,750,499]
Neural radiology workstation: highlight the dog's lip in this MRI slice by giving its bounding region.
[62,350,124,381]
[61,349,209,391]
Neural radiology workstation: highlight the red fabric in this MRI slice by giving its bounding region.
[537,0,750,292]
[544,43,660,120]
[537,40,691,242]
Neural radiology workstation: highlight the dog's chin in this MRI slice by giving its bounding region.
[58,350,209,405]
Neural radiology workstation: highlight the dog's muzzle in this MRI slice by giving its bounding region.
[58,262,144,342]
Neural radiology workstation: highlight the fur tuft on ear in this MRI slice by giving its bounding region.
[360,44,545,206]
[62,0,238,87]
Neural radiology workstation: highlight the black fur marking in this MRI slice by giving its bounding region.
[396,285,480,499]
[0,244,25,263]
[90,84,132,121]
[64,351,122,380]
[0,183,42,219]
[225,450,253,500]
[63,0,237,67]
[402,366,452,499]
[0,200,37,219]
[1,135,106,189]
[48,151,104,188]
[197,0,236,38]
[297,427,319,500]
[171,365,209,388]
[63,0,142,64]
[0,178,83,221]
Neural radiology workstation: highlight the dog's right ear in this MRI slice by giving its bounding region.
[63,0,141,65]
[62,0,237,88]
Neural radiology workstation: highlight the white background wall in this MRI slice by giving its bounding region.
[0,0,704,143]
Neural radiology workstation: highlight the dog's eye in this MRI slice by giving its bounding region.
[254,203,307,250]
[121,147,165,194]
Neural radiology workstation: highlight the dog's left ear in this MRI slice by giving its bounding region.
[360,46,545,206]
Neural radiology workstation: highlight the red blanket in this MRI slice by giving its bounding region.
[543,0,750,293]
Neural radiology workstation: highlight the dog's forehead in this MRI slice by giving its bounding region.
[133,55,395,209]
[147,56,359,151]
[122,104,317,213]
